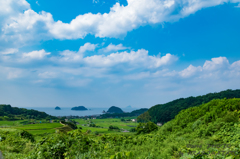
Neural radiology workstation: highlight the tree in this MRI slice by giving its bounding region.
[136,121,158,134]
[137,111,151,123]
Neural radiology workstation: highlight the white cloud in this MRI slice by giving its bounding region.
[57,43,97,62]
[83,49,178,68]
[54,43,177,68]
[0,48,18,54]
[203,57,229,71]
[22,49,50,60]
[230,60,240,71]
[1,0,240,45]
[0,0,29,16]
[79,43,97,53]
[179,64,202,78]
[100,43,129,53]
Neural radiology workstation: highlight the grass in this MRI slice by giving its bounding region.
[0,123,63,135]
[0,120,25,127]
[0,117,137,135]
[74,117,137,134]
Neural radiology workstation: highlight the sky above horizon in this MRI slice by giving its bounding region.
[0,0,240,108]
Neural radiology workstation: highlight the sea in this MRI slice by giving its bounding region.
[20,107,137,117]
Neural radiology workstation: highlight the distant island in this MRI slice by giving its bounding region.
[107,106,124,113]
[55,106,61,110]
[71,106,88,111]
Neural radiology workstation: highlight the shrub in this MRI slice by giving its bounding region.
[20,130,35,142]
[136,122,158,134]
[129,128,136,132]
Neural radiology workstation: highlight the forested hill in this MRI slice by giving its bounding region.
[0,104,56,120]
[138,89,240,124]
[100,108,148,118]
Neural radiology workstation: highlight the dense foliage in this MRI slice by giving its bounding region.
[136,121,158,134]
[0,104,56,120]
[60,120,78,130]
[108,125,120,131]
[139,89,240,123]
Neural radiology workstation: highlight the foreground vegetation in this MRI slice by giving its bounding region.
[0,98,240,158]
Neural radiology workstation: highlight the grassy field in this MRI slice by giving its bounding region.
[74,117,137,133]
[0,120,25,127]
[0,117,137,135]
[16,123,63,134]
[0,122,63,135]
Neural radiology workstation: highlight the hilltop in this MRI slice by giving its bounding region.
[138,89,240,123]
[107,106,124,113]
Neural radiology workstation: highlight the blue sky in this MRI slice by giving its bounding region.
[0,0,240,108]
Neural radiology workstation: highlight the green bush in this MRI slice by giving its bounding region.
[20,130,35,142]
[136,122,158,134]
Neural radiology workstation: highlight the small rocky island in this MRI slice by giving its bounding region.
[55,106,61,110]
[71,106,88,111]
[107,106,124,113]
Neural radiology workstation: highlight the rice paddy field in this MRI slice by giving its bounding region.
[74,117,137,133]
[0,117,137,136]
[0,121,63,135]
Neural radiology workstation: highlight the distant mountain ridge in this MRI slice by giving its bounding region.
[138,89,240,124]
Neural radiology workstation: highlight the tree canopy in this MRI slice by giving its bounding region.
[138,89,240,124]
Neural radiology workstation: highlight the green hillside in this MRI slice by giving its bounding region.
[138,89,240,124]
[0,104,56,120]
[1,98,240,158]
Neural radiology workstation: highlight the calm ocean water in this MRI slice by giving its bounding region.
[20,107,137,117]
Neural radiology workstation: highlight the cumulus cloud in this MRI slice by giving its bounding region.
[1,0,240,46]
[57,43,97,62]
[83,49,178,68]
[99,43,129,53]
[79,43,98,53]
[22,49,50,60]
[53,43,177,68]
[178,57,240,80]
[0,43,179,86]
[179,65,202,78]
[203,57,229,71]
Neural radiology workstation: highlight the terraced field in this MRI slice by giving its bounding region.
[74,117,137,133]
[0,122,63,135]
